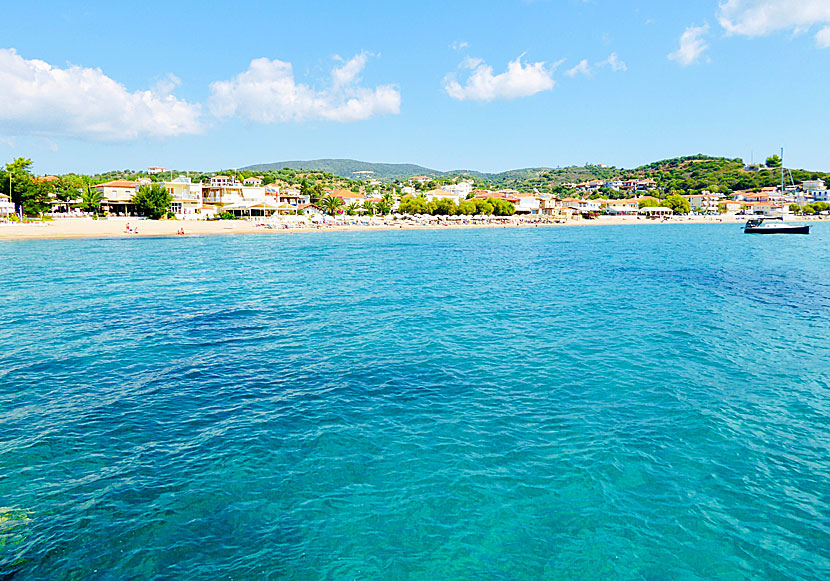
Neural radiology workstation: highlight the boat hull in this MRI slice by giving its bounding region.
[744,225,810,234]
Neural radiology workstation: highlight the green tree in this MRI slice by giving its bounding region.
[473,199,494,215]
[346,202,360,216]
[663,194,690,214]
[375,200,392,215]
[431,198,457,215]
[638,198,660,209]
[362,200,376,216]
[398,195,428,214]
[788,203,801,214]
[765,154,782,168]
[487,197,516,216]
[319,195,344,216]
[131,184,172,219]
[52,179,79,211]
[457,200,476,215]
[3,157,48,215]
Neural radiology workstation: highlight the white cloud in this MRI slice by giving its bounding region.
[0,49,202,141]
[669,25,710,66]
[209,54,400,123]
[332,52,369,87]
[602,52,627,72]
[450,41,469,51]
[443,55,558,101]
[565,59,591,78]
[718,0,830,46]
[816,25,830,47]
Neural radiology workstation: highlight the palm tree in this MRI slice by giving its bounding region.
[362,200,375,216]
[382,191,394,206]
[80,185,103,214]
[319,195,344,216]
[376,200,392,216]
[346,202,360,216]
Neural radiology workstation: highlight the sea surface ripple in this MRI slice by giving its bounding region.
[1,224,829,579]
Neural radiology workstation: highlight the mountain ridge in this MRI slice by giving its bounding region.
[239,158,553,181]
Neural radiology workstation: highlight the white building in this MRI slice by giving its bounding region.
[513,193,542,214]
[441,182,473,197]
[148,166,166,175]
[210,175,232,187]
[425,188,462,202]
[813,189,830,203]
[0,194,15,216]
[162,177,203,217]
[802,179,825,191]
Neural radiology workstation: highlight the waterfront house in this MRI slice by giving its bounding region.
[720,200,744,213]
[683,192,722,212]
[162,177,203,217]
[298,203,323,217]
[202,181,244,214]
[753,202,786,216]
[563,197,601,213]
[0,194,14,216]
[512,193,542,214]
[94,180,140,215]
[606,198,639,215]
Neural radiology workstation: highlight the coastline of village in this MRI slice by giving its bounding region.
[1,167,826,241]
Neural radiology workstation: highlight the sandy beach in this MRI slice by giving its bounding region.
[0,214,776,241]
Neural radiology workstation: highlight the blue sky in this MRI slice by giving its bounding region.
[2,0,830,175]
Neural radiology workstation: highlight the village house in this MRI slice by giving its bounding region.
[720,200,744,213]
[440,182,473,197]
[562,197,601,213]
[210,175,233,187]
[0,193,15,216]
[94,180,140,215]
[426,188,462,202]
[329,189,365,205]
[605,198,640,215]
[162,177,203,217]
[682,192,722,212]
[148,166,166,175]
[512,193,542,214]
[243,177,263,186]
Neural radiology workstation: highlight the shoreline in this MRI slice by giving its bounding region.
[0,215,816,241]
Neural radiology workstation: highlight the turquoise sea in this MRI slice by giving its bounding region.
[1,223,829,579]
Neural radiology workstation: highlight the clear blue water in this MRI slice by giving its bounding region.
[1,223,829,579]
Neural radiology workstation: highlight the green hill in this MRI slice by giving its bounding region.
[236,154,827,195]
[241,159,455,182]
[240,158,618,186]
